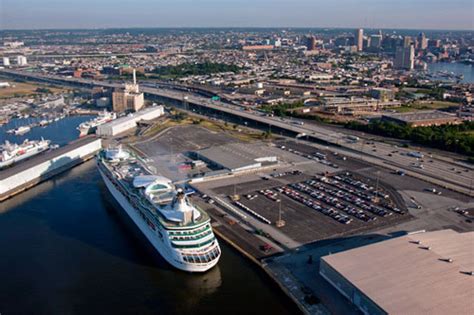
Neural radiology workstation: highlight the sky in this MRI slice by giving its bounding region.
[1,0,473,30]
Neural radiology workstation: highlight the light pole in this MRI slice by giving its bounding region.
[374,170,380,203]
[276,197,286,228]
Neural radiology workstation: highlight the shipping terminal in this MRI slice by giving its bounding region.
[0,136,102,201]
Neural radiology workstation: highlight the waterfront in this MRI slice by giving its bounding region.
[428,62,474,83]
[0,115,93,146]
[0,119,297,315]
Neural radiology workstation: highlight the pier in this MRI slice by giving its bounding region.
[0,136,102,201]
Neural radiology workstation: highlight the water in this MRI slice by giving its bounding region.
[428,62,474,83]
[0,119,297,315]
[0,115,94,146]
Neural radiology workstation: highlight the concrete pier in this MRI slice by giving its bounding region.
[0,136,102,201]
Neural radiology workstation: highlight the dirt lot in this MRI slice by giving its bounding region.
[0,80,69,99]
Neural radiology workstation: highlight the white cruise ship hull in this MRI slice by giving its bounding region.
[99,167,219,273]
[0,145,49,169]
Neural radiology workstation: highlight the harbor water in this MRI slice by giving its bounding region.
[0,115,94,145]
[428,62,474,83]
[0,118,297,314]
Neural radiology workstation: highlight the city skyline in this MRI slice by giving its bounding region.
[1,0,473,31]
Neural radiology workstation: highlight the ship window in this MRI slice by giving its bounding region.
[149,184,168,191]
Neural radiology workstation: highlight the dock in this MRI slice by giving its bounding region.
[0,136,102,201]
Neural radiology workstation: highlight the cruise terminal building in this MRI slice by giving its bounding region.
[320,229,474,315]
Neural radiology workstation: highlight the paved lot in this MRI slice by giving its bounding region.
[135,125,235,157]
[209,172,410,245]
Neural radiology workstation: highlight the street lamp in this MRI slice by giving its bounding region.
[276,197,286,228]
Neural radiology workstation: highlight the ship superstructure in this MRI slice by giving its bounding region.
[97,146,221,272]
[0,138,50,169]
[78,111,116,137]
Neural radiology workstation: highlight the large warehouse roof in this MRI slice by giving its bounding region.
[195,142,277,172]
[321,229,474,315]
[382,110,457,122]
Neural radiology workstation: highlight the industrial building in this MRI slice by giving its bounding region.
[381,110,461,127]
[319,96,401,115]
[97,105,164,137]
[112,69,144,112]
[320,229,474,315]
[194,142,278,172]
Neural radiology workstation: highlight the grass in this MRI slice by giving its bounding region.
[143,111,273,142]
[0,81,70,99]
[392,101,460,113]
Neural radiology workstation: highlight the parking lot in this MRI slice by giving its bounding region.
[209,170,410,244]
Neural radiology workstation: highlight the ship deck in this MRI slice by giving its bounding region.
[100,151,210,230]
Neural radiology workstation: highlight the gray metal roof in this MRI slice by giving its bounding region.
[322,229,474,315]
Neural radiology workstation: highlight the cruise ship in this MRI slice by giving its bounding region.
[97,146,221,272]
[78,111,116,137]
[0,138,50,169]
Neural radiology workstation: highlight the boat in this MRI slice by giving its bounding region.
[13,126,31,135]
[0,138,51,169]
[78,111,116,137]
[97,146,221,272]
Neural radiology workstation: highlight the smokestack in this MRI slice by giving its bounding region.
[133,69,137,85]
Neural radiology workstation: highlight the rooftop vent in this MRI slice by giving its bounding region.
[439,258,453,263]
[410,240,421,244]
[420,246,431,250]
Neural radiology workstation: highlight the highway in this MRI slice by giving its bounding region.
[1,68,472,196]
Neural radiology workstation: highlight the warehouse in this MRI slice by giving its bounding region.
[97,105,164,136]
[381,110,461,127]
[320,229,474,315]
[194,142,278,172]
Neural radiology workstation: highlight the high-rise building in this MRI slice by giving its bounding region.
[305,36,317,51]
[112,69,144,112]
[403,36,413,48]
[2,57,10,66]
[355,29,364,51]
[370,35,382,49]
[394,45,415,70]
[428,39,441,48]
[16,56,27,66]
[418,32,428,50]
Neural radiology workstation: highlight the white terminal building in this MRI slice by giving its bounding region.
[97,105,164,137]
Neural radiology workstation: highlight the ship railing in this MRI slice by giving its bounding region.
[182,246,220,264]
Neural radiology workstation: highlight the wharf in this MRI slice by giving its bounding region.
[0,136,102,201]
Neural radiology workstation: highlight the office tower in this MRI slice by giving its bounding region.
[355,29,364,51]
[394,45,415,70]
[16,56,27,66]
[306,36,317,51]
[418,32,428,50]
[403,36,413,48]
[370,35,383,48]
[428,39,441,48]
[112,69,144,112]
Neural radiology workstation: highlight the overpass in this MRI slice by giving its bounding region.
[1,69,472,196]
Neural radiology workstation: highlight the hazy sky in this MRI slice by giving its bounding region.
[1,0,473,30]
